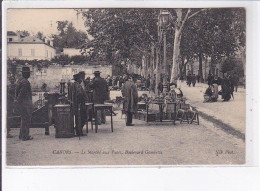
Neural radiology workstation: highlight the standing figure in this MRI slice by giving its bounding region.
[15,67,33,141]
[186,72,192,87]
[119,76,124,88]
[72,73,87,136]
[207,73,214,86]
[121,76,138,126]
[7,76,16,138]
[221,74,231,101]
[233,73,239,92]
[151,75,156,94]
[146,76,150,91]
[157,80,163,95]
[229,75,235,100]
[90,71,109,124]
[192,74,197,87]
[196,74,200,83]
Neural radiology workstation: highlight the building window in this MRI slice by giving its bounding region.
[8,38,13,42]
[46,50,48,58]
[31,49,35,56]
[18,48,22,56]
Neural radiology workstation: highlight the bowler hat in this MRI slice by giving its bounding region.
[22,66,31,73]
[79,71,85,75]
[93,71,101,74]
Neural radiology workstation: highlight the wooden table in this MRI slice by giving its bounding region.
[85,103,94,134]
[147,101,177,124]
[94,104,113,133]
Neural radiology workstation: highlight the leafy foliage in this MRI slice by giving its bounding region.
[79,9,160,64]
[52,21,88,50]
[16,30,30,37]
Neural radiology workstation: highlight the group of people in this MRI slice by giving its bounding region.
[186,73,198,87]
[69,70,109,136]
[8,66,140,140]
[106,74,129,88]
[204,73,239,102]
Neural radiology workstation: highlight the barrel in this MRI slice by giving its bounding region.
[53,104,74,138]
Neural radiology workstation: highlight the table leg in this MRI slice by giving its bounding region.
[91,106,94,130]
[91,110,93,131]
[159,104,163,122]
[173,103,176,125]
[111,108,113,132]
[146,105,149,122]
[95,109,98,133]
[86,110,88,134]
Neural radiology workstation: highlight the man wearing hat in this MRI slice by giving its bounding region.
[72,73,87,136]
[121,75,138,126]
[15,66,33,141]
[90,71,109,124]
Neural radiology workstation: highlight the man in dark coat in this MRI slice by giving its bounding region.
[196,74,200,83]
[187,73,192,87]
[72,73,87,136]
[90,71,109,124]
[221,74,231,101]
[157,80,164,95]
[15,67,33,141]
[146,76,150,90]
[207,73,214,86]
[121,75,138,126]
[192,74,197,87]
[233,73,239,92]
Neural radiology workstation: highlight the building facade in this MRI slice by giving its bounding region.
[7,31,56,61]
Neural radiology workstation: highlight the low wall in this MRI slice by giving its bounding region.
[29,64,112,90]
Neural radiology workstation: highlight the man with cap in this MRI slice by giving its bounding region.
[121,75,138,126]
[72,73,87,136]
[15,66,33,141]
[90,71,109,124]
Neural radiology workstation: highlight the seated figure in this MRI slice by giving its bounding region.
[204,85,213,103]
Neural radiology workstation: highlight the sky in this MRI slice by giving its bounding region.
[7,9,87,37]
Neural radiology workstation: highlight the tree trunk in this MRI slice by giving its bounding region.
[204,57,207,82]
[198,53,203,82]
[155,47,160,95]
[170,28,181,84]
[183,63,187,80]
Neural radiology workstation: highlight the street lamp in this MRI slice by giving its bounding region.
[159,10,170,29]
[158,10,171,92]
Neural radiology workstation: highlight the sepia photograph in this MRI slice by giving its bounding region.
[4,7,246,166]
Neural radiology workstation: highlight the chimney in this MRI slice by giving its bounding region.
[50,41,53,47]
[44,38,48,44]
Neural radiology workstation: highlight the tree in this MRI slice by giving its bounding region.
[36,31,44,40]
[179,8,242,81]
[52,20,88,50]
[16,30,30,37]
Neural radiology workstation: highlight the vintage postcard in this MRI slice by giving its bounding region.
[3,3,251,167]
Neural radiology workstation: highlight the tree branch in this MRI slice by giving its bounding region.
[187,8,208,20]
[179,9,191,33]
[134,45,147,54]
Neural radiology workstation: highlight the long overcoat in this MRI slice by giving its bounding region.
[91,77,109,104]
[15,78,33,116]
[121,81,138,113]
[221,77,231,100]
